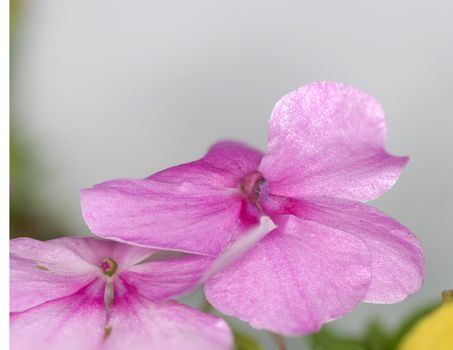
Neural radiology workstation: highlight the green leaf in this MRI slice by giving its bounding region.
[309,327,366,350]
[361,320,389,350]
[233,329,263,350]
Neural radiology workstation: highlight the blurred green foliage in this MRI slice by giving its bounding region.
[308,303,438,350]
[226,301,438,350]
[10,0,22,38]
[229,301,438,350]
[10,127,68,239]
[10,0,67,239]
[233,329,264,350]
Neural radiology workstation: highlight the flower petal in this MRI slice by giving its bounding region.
[149,140,263,187]
[201,216,276,282]
[10,237,97,312]
[122,254,214,301]
[67,237,155,268]
[81,141,263,256]
[81,179,242,256]
[104,295,233,350]
[10,237,154,313]
[11,283,233,350]
[205,215,371,335]
[11,285,106,350]
[122,216,277,302]
[259,81,408,202]
[294,196,424,303]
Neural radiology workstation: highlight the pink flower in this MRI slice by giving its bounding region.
[10,237,232,350]
[81,81,424,335]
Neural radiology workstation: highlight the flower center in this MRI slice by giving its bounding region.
[100,257,118,277]
[240,170,266,205]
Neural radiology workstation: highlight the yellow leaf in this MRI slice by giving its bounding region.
[399,303,453,350]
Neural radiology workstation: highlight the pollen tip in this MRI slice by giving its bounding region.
[36,265,49,271]
[104,326,113,339]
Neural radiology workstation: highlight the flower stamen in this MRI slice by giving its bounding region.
[240,170,266,205]
[100,257,118,277]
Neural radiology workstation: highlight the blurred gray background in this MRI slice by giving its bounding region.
[11,0,453,348]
